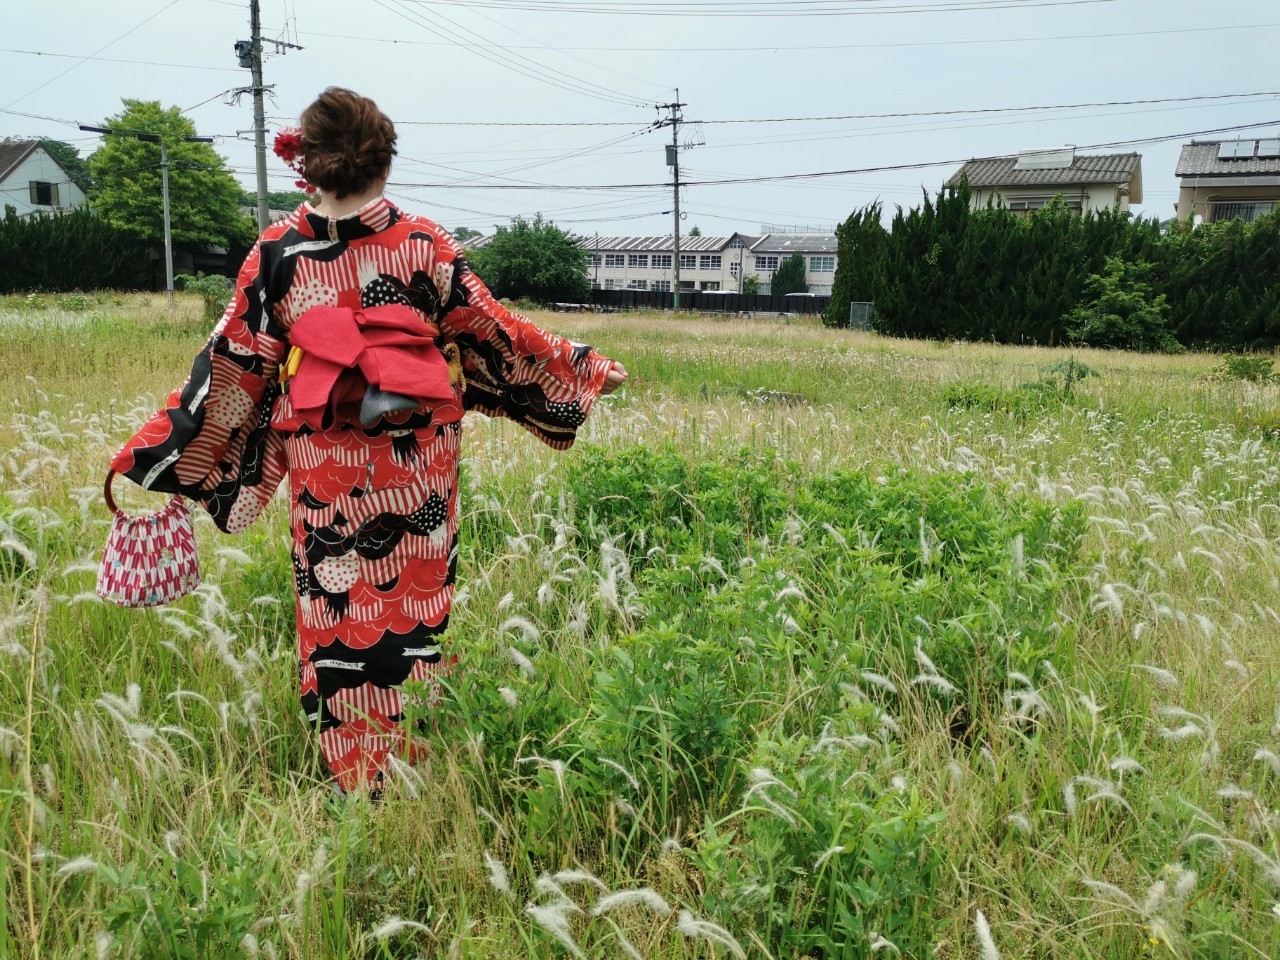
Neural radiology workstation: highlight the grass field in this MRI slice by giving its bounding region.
[2,292,1280,959]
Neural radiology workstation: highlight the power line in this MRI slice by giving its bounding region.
[307,20,1280,54]
[301,20,1280,54]
[377,119,1280,191]
[453,0,669,93]
[401,0,1121,17]
[0,48,241,73]
[698,91,1280,124]
[1,0,184,111]
[370,0,647,107]
[354,91,1280,128]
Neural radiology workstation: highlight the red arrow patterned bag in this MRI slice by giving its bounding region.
[96,471,201,608]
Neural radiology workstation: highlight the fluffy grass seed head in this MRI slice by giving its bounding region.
[974,909,1001,960]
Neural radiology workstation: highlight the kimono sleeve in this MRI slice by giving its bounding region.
[109,241,289,533]
[436,239,614,449]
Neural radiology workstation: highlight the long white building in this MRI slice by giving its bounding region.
[582,232,838,295]
[469,230,838,296]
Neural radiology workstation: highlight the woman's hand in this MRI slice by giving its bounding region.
[601,360,628,395]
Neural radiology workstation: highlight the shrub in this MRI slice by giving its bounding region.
[1065,256,1179,352]
[0,206,151,293]
[176,272,233,323]
[1205,354,1276,383]
[408,445,1087,900]
[691,729,943,958]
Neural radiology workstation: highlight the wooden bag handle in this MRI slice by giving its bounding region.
[103,470,119,513]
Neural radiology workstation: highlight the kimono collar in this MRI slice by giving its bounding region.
[297,195,399,241]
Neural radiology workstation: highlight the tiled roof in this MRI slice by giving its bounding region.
[946,151,1141,190]
[1175,140,1280,177]
[575,235,737,253]
[0,140,40,183]
[465,231,837,254]
[237,204,294,223]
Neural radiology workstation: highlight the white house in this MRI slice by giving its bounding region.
[571,232,838,295]
[0,140,88,217]
[946,147,1143,215]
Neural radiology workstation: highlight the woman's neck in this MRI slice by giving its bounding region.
[310,186,385,219]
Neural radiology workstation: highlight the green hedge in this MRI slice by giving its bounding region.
[826,183,1280,350]
[0,205,151,293]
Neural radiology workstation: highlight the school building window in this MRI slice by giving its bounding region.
[605,254,625,268]
[809,256,835,272]
[699,255,721,271]
[754,255,779,271]
[628,254,649,268]
[652,254,672,269]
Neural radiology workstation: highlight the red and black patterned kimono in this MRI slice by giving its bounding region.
[111,197,613,790]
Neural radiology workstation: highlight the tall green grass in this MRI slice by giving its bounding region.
[1,294,1279,959]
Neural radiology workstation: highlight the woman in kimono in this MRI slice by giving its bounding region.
[110,87,627,792]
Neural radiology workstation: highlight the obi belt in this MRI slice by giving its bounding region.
[282,304,458,430]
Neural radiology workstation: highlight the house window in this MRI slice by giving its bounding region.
[605,254,625,268]
[699,254,721,271]
[627,254,648,269]
[809,256,835,272]
[1210,200,1276,223]
[652,280,671,292]
[626,279,648,290]
[754,255,779,271]
[29,181,59,206]
[652,254,672,269]
[1005,197,1083,216]
[679,254,697,270]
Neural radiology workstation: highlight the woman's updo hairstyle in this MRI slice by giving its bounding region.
[300,87,397,199]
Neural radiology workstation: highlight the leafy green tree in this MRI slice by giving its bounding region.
[771,252,809,296]
[89,100,253,249]
[742,274,761,296]
[452,226,482,242]
[39,139,94,196]
[239,189,311,211]
[1065,256,1179,352]
[688,225,702,237]
[466,214,589,304]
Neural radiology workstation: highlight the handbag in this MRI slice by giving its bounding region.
[96,470,201,608]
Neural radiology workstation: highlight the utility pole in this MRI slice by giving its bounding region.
[657,92,685,312]
[160,141,174,307]
[249,0,269,232]
[80,124,212,307]
[235,1,302,232]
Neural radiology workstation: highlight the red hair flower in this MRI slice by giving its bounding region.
[273,127,315,193]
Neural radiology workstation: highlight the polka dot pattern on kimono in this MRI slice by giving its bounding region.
[314,553,361,593]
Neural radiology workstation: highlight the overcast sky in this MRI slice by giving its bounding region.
[2,0,1277,237]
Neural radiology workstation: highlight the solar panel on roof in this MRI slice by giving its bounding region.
[1258,139,1280,158]
[1218,141,1257,160]
[1015,147,1076,171]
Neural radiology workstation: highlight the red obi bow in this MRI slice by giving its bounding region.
[286,304,455,430]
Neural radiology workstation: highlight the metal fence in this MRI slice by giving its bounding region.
[588,288,831,315]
